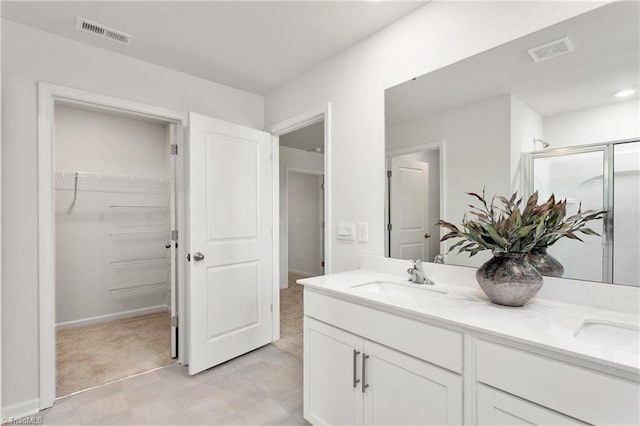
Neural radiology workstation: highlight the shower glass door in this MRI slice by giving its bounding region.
[530,139,640,286]
[613,141,640,286]
[531,147,605,283]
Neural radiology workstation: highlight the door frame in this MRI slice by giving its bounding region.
[284,168,325,281]
[37,82,189,409]
[268,103,332,341]
[385,140,446,257]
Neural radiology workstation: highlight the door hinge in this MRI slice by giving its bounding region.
[387,170,392,178]
[321,260,325,267]
[387,223,392,231]
[171,229,178,241]
[270,304,273,313]
[171,144,178,155]
[171,315,178,327]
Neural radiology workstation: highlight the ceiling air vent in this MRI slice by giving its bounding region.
[527,37,573,62]
[75,17,132,45]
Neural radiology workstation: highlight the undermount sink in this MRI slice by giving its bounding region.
[574,319,640,354]
[352,281,448,300]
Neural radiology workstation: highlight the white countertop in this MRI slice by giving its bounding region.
[298,269,640,375]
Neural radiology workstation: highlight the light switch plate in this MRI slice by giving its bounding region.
[358,222,368,242]
[337,222,355,241]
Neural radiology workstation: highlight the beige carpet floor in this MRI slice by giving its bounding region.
[56,311,173,397]
[272,273,305,359]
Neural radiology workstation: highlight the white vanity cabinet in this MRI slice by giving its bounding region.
[301,281,640,426]
[304,317,363,426]
[475,340,640,425]
[304,317,463,426]
[363,339,462,425]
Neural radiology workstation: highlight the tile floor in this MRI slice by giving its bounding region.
[41,344,306,425]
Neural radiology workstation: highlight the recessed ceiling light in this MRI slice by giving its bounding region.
[614,89,637,98]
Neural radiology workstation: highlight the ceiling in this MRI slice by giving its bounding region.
[386,1,639,124]
[280,120,324,153]
[1,1,425,95]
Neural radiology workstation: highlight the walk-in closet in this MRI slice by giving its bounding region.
[54,105,175,396]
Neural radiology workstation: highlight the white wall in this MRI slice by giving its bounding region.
[55,106,171,179]
[287,172,323,277]
[387,95,511,266]
[510,95,543,194]
[2,20,263,413]
[55,106,170,325]
[265,0,605,274]
[279,146,324,287]
[543,100,639,148]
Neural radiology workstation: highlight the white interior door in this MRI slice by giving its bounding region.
[389,158,430,261]
[188,112,273,375]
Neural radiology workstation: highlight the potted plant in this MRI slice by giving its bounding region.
[437,190,604,306]
[523,192,604,277]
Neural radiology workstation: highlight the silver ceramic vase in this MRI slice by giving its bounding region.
[476,253,543,307]
[525,247,564,277]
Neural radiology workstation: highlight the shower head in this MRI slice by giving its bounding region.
[533,138,550,149]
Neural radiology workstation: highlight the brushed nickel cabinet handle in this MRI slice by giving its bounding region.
[353,349,361,388]
[362,353,370,393]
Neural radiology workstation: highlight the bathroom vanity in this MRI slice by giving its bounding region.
[299,256,640,425]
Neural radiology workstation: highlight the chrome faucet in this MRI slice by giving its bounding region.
[407,259,434,285]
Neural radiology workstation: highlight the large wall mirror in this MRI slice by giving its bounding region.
[384,1,639,286]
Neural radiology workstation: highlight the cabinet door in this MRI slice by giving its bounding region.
[477,385,585,425]
[363,340,462,425]
[304,317,364,426]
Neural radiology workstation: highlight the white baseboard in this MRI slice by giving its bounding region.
[56,305,170,330]
[288,268,316,278]
[2,398,40,419]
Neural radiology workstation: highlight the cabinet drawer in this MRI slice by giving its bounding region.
[476,340,640,425]
[477,384,585,425]
[305,289,463,373]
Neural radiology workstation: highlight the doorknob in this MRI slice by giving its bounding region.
[193,252,205,261]
[424,233,431,239]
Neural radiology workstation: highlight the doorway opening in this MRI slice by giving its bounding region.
[39,83,188,409]
[273,120,326,359]
[53,104,177,397]
[385,142,444,262]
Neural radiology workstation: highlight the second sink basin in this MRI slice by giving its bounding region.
[352,281,448,302]
[574,319,640,354]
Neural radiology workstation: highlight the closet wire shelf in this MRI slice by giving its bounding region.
[55,170,172,299]
[110,259,171,298]
[54,170,171,195]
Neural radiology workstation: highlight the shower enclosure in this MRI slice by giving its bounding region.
[527,139,640,286]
